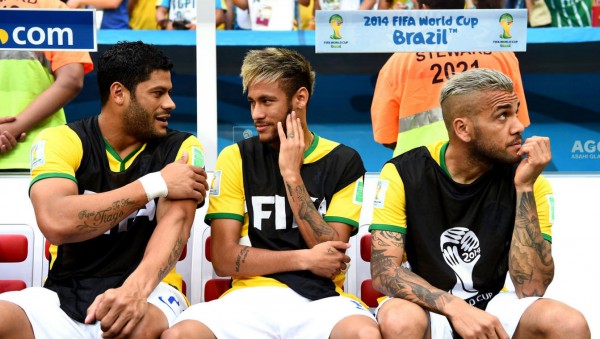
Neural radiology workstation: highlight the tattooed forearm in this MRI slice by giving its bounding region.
[287,182,334,240]
[75,198,137,233]
[510,191,554,295]
[235,246,250,273]
[371,230,452,312]
[158,236,185,281]
[285,182,295,202]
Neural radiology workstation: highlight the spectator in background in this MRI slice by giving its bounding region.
[0,0,93,171]
[67,0,131,29]
[308,0,377,29]
[233,0,310,30]
[545,0,592,26]
[156,0,227,29]
[470,0,503,8]
[506,0,552,27]
[223,0,236,29]
[378,0,414,9]
[370,0,530,157]
[129,0,160,29]
[315,0,377,11]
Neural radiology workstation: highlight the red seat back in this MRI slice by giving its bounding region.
[203,236,231,302]
[0,280,26,293]
[359,233,384,307]
[0,235,28,262]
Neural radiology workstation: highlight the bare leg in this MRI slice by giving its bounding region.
[330,314,381,339]
[0,301,35,339]
[376,298,430,339]
[513,299,590,339]
[161,319,217,339]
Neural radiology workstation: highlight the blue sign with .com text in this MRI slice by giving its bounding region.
[0,9,96,51]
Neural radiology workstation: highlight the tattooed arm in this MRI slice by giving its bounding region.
[30,152,207,245]
[278,112,350,248]
[371,230,457,313]
[210,218,350,279]
[83,196,196,337]
[371,230,508,338]
[510,136,554,298]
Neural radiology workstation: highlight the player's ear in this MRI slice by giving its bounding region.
[453,117,472,143]
[111,82,127,105]
[293,87,309,111]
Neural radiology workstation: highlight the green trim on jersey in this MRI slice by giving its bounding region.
[29,172,77,194]
[205,212,245,223]
[542,233,552,243]
[439,141,450,178]
[103,137,144,172]
[324,216,359,228]
[369,223,407,234]
[304,133,318,158]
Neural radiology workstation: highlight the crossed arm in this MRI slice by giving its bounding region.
[371,230,509,338]
[211,112,353,280]
[30,154,208,337]
[210,219,350,280]
[84,197,197,337]
[371,230,457,314]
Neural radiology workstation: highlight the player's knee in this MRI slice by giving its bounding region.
[526,300,590,338]
[551,307,590,338]
[377,300,427,338]
[354,323,382,339]
[161,326,184,339]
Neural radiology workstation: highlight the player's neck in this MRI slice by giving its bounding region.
[98,113,144,157]
[444,143,492,184]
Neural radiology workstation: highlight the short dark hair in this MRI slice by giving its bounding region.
[97,41,173,106]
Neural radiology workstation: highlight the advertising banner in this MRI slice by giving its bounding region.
[315,9,527,53]
[0,9,96,51]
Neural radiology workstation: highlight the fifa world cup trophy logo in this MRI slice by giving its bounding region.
[0,29,9,44]
[329,14,343,40]
[440,227,481,299]
[499,13,514,39]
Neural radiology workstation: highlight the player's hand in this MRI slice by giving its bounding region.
[0,117,26,154]
[514,136,551,189]
[66,0,82,8]
[445,298,510,339]
[85,286,148,338]
[161,151,209,202]
[304,241,351,279]
[277,111,305,180]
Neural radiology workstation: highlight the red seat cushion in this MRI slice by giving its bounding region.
[204,278,230,302]
[0,235,28,263]
[0,280,26,293]
[360,234,372,262]
[45,240,51,261]
[205,236,212,262]
[361,279,384,308]
[179,244,187,261]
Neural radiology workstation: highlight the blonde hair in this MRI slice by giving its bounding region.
[240,47,316,101]
[440,68,514,129]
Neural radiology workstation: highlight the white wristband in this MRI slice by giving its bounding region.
[139,172,168,201]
